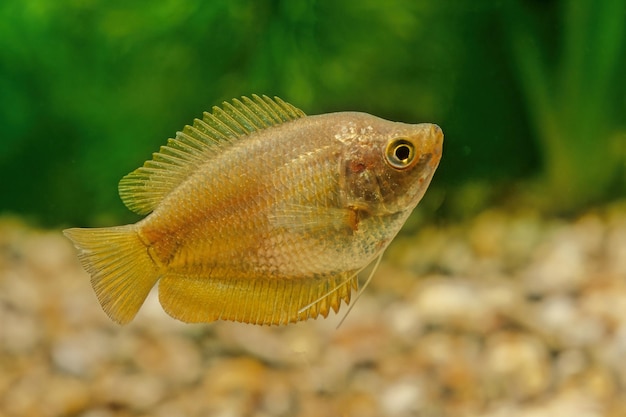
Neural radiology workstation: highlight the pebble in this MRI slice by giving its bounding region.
[523,227,589,294]
[483,332,551,399]
[379,377,424,416]
[411,278,490,331]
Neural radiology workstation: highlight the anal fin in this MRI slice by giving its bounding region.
[158,272,358,325]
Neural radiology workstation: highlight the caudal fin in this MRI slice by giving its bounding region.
[63,225,160,324]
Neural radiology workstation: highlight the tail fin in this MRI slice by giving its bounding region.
[63,225,160,324]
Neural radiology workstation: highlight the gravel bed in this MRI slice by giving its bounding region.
[1,202,626,416]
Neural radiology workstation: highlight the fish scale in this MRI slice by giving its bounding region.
[64,95,443,325]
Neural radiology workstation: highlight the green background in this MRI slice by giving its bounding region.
[1,0,624,227]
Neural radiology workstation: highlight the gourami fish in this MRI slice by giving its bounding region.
[64,95,443,325]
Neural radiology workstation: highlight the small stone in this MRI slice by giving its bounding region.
[535,295,604,347]
[523,226,589,294]
[554,349,587,383]
[384,300,424,341]
[23,232,75,277]
[606,212,626,276]
[502,211,543,267]
[0,309,42,354]
[41,375,91,417]
[483,332,551,399]
[51,329,112,376]
[132,333,203,385]
[214,321,326,367]
[379,378,424,416]
[438,236,475,276]
[412,278,489,331]
[0,269,44,314]
[578,366,616,402]
[581,281,626,328]
[200,357,267,416]
[338,392,379,417]
[259,371,294,416]
[468,209,508,258]
[95,372,166,411]
[78,410,117,417]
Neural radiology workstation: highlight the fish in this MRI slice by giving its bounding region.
[64,95,443,325]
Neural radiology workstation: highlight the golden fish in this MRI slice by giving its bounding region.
[64,95,443,325]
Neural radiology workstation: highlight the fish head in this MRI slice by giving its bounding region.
[337,114,443,217]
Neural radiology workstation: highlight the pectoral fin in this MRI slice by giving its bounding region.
[269,204,369,234]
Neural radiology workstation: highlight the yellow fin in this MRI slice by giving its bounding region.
[118,95,306,215]
[158,272,358,325]
[63,225,160,324]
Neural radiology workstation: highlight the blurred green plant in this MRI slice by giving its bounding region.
[0,0,623,226]
[0,0,462,225]
[504,0,625,212]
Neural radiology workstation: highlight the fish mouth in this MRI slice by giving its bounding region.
[428,124,444,157]
[430,124,443,139]
[420,124,443,170]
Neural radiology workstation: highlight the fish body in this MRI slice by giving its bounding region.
[64,95,443,325]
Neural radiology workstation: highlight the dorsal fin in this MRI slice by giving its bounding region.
[118,95,306,215]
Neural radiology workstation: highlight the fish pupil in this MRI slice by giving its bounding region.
[395,144,411,162]
[385,138,415,169]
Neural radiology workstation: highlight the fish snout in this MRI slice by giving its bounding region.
[429,124,444,154]
[418,123,443,165]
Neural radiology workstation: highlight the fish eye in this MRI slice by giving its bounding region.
[384,138,416,169]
